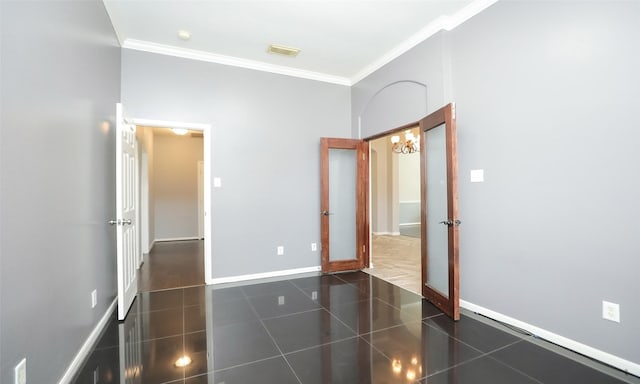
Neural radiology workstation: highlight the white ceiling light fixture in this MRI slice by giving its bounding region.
[171,128,189,135]
[267,44,300,57]
[177,30,191,41]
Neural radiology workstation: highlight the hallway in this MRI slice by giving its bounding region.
[365,234,421,294]
[138,240,205,292]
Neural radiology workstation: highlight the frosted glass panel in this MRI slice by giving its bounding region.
[426,123,449,297]
[329,148,357,261]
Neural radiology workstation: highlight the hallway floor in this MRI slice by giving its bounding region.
[72,272,639,384]
[366,234,421,294]
[138,240,205,292]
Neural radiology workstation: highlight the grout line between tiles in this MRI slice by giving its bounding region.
[241,284,303,384]
[288,282,361,336]
[280,335,362,356]
[420,317,528,356]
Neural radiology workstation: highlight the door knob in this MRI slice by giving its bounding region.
[109,219,132,225]
[321,211,333,216]
[438,219,461,227]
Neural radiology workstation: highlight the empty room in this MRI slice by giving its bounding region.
[1,1,639,383]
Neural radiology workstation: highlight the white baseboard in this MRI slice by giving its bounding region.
[460,300,640,377]
[155,236,200,242]
[58,298,117,384]
[208,266,322,285]
[372,231,401,236]
[147,240,156,253]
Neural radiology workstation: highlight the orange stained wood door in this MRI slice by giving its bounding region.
[320,138,369,273]
[420,103,460,320]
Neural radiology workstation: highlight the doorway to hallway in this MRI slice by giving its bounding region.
[133,123,209,292]
[138,240,204,291]
[364,126,422,294]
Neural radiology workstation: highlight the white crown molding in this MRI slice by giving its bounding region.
[461,299,640,378]
[120,0,497,87]
[349,0,499,85]
[442,0,500,31]
[122,39,351,86]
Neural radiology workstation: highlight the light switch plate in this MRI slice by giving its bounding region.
[213,177,222,188]
[602,301,620,323]
[470,169,484,183]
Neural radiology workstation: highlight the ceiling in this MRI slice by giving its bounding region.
[103,0,497,85]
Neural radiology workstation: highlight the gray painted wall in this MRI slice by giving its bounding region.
[121,49,352,278]
[353,0,639,366]
[153,134,203,240]
[0,1,121,382]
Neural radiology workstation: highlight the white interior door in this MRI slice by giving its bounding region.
[116,103,139,320]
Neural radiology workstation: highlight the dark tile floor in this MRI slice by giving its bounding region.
[138,240,205,292]
[71,272,639,384]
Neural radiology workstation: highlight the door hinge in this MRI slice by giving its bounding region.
[362,244,366,253]
[362,153,365,160]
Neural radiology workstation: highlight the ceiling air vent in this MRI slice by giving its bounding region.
[267,44,300,57]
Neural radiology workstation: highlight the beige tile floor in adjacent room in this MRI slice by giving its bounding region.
[365,234,422,294]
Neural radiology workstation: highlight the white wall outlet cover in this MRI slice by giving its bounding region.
[470,169,484,183]
[213,177,222,188]
[277,246,284,255]
[602,301,620,323]
[277,295,285,306]
[311,243,317,251]
[15,358,26,384]
[91,290,98,308]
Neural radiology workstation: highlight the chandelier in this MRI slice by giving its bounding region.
[390,129,420,154]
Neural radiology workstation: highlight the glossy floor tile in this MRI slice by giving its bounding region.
[138,240,205,292]
[71,272,640,384]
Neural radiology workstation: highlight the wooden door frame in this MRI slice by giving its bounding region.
[363,103,459,320]
[320,138,369,273]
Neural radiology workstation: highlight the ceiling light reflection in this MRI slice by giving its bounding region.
[174,355,192,367]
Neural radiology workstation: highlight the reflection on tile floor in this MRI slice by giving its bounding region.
[71,272,640,384]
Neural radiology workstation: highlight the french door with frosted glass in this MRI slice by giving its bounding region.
[420,103,460,320]
[320,138,369,273]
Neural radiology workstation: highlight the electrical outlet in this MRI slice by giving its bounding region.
[277,246,284,255]
[311,243,317,251]
[602,301,620,323]
[91,290,98,308]
[14,358,26,384]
